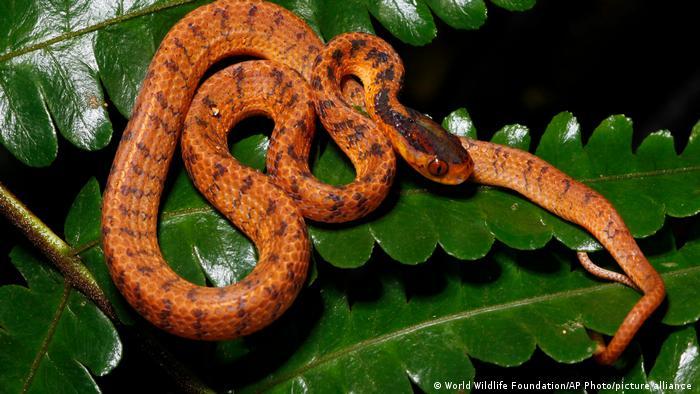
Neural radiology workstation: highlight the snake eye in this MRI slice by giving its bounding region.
[428,157,449,177]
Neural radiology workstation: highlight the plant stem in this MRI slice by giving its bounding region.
[0,181,117,320]
[0,180,217,394]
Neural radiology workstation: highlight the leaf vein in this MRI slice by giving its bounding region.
[255,265,698,391]
[0,0,198,63]
[21,282,71,393]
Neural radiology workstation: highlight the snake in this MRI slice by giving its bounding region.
[101,0,665,365]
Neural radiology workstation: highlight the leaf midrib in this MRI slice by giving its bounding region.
[0,0,199,63]
[252,266,699,392]
[400,164,700,196]
[157,163,700,219]
[21,282,71,393]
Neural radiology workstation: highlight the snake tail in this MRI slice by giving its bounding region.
[462,137,665,364]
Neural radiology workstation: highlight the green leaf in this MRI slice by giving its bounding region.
[426,0,487,30]
[1,0,537,166]
[0,0,124,166]
[233,236,700,393]
[367,0,437,46]
[64,178,135,324]
[159,170,258,287]
[94,1,209,117]
[302,110,700,266]
[0,247,122,393]
[490,0,537,12]
[151,109,700,272]
[600,325,700,393]
[52,113,693,333]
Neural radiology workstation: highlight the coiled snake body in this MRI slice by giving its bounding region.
[102,0,665,365]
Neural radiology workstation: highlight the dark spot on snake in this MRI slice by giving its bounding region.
[287,145,300,161]
[266,199,277,215]
[326,65,336,83]
[374,89,416,143]
[365,48,389,66]
[172,37,193,65]
[155,91,168,109]
[187,23,207,41]
[273,10,284,25]
[248,4,258,17]
[370,143,384,156]
[290,179,300,196]
[275,220,288,237]
[115,268,126,286]
[350,39,366,55]
[136,142,150,157]
[160,278,178,292]
[311,76,322,91]
[118,226,136,237]
[192,308,206,336]
[317,100,334,117]
[213,162,227,179]
[332,119,353,131]
[159,298,173,326]
[536,165,550,188]
[137,265,155,276]
[240,175,254,194]
[163,59,179,72]
[603,219,618,239]
[133,283,142,300]
[187,288,199,301]
[561,179,571,196]
[264,285,279,299]
[332,49,343,63]
[376,66,395,82]
[382,167,395,185]
[268,253,279,263]
[294,119,307,134]
[523,159,534,188]
[119,204,131,217]
[130,163,143,176]
[213,7,229,21]
[356,195,369,209]
[271,68,284,87]
[286,93,299,107]
[273,151,283,169]
[237,309,247,318]
[194,116,208,128]
[583,191,595,205]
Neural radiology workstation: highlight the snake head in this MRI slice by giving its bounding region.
[371,88,472,185]
[396,108,474,185]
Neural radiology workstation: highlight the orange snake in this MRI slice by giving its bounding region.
[101,0,665,365]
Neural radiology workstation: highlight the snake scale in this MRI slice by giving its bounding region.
[101,0,665,365]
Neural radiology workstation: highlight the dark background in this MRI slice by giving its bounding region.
[1,0,699,391]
